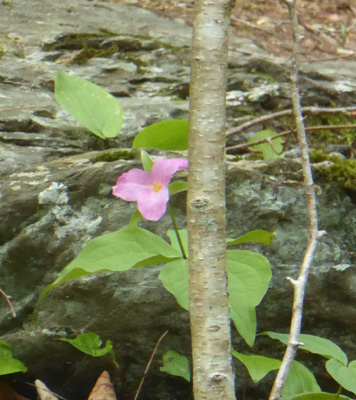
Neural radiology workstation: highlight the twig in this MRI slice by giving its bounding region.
[0,288,16,318]
[231,17,271,33]
[226,106,356,138]
[133,330,169,400]
[226,124,356,153]
[0,105,50,113]
[227,131,292,153]
[269,1,326,399]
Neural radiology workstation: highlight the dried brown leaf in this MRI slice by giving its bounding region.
[88,371,117,400]
[35,380,59,400]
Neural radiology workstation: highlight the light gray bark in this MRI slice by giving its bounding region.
[187,1,236,399]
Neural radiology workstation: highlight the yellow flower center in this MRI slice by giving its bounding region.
[151,182,162,193]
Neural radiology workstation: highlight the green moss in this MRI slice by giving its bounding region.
[0,45,5,58]
[306,112,356,147]
[314,156,356,190]
[309,149,331,163]
[254,72,275,84]
[41,33,111,51]
[116,53,149,73]
[92,150,136,163]
[72,44,117,64]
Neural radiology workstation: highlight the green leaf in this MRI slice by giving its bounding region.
[159,248,271,347]
[232,351,281,382]
[263,332,348,366]
[248,129,284,160]
[227,230,276,246]
[0,341,27,375]
[283,361,321,397]
[60,332,114,357]
[160,351,190,382]
[55,70,123,139]
[132,120,188,150]
[326,358,356,395]
[129,210,143,228]
[282,394,352,400]
[232,352,320,397]
[158,259,189,310]
[167,229,188,255]
[228,250,272,346]
[42,227,181,296]
[349,359,356,372]
[168,181,188,196]
[141,150,154,172]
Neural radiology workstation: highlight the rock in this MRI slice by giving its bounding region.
[1,0,356,399]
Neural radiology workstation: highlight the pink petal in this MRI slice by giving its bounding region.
[112,169,154,201]
[151,158,188,186]
[137,186,169,221]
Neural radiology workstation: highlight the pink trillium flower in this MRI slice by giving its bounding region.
[112,158,188,221]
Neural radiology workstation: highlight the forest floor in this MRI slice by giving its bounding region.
[108,0,356,61]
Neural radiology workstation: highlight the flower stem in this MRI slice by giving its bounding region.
[168,203,187,259]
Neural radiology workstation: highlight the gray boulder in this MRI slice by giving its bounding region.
[1,0,356,399]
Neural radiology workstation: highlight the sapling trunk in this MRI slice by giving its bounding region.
[187,0,236,399]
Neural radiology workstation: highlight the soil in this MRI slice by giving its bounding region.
[108,0,356,60]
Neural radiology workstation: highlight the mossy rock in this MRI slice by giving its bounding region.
[92,150,136,163]
[312,151,356,191]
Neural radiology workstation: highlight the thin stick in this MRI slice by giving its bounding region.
[0,288,16,318]
[133,330,169,400]
[269,1,326,399]
[226,106,356,138]
[168,203,187,259]
[226,124,356,153]
[0,105,50,113]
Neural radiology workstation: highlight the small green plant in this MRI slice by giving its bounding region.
[48,70,354,399]
[248,129,285,160]
[160,351,190,382]
[60,332,118,366]
[55,71,123,140]
[0,340,27,375]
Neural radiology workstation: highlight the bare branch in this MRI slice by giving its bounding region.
[133,330,168,400]
[226,124,356,153]
[0,105,50,113]
[226,106,356,138]
[0,288,16,318]
[269,1,326,398]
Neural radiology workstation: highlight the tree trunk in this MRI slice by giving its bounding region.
[187,1,236,399]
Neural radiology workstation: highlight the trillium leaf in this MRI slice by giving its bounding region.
[133,120,188,150]
[158,259,189,310]
[262,332,348,366]
[167,229,188,255]
[283,361,321,397]
[349,359,356,371]
[60,332,113,357]
[129,210,143,228]
[229,266,259,346]
[232,351,281,382]
[326,358,356,395]
[228,250,271,346]
[160,351,190,382]
[227,230,276,246]
[141,150,154,172]
[282,393,352,400]
[42,227,181,296]
[0,341,27,375]
[248,129,284,160]
[159,247,271,347]
[55,70,123,139]
[168,181,188,196]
